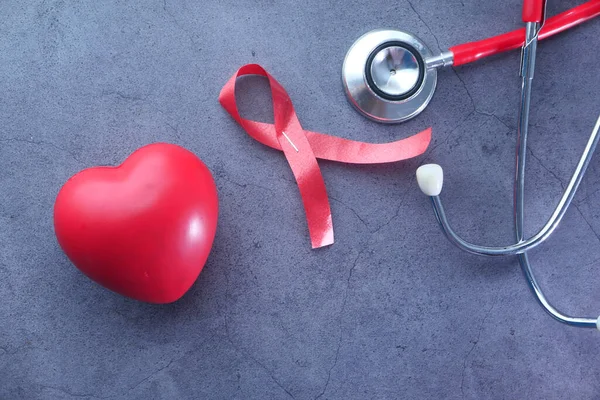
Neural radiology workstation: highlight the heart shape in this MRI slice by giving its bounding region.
[54,143,219,303]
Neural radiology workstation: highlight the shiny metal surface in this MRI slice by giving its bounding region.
[515,23,538,241]
[520,252,597,327]
[429,113,600,256]
[516,23,597,328]
[369,46,420,97]
[425,51,454,69]
[342,29,437,123]
[426,17,600,328]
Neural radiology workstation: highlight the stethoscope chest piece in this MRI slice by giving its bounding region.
[342,29,437,123]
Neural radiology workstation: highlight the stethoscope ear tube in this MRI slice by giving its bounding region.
[420,115,600,257]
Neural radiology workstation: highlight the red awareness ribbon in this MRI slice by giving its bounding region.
[219,64,432,249]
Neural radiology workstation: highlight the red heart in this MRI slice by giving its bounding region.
[54,143,219,303]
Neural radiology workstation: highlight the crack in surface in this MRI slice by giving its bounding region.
[460,297,497,398]
[370,199,403,236]
[140,103,185,142]
[314,248,367,400]
[220,264,295,399]
[224,321,296,399]
[164,120,183,141]
[162,0,199,52]
[406,0,441,52]
[573,203,600,244]
[452,70,512,132]
[581,255,600,269]
[370,176,417,235]
[527,146,600,244]
[453,70,476,110]
[219,176,274,193]
[475,109,512,132]
[425,110,475,160]
[527,147,566,189]
[1,137,80,162]
[127,359,176,393]
[329,196,369,229]
[124,331,219,395]
[575,187,600,206]
[40,332,218,399]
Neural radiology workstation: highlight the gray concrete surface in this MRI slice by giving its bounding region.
[1,0,600,398]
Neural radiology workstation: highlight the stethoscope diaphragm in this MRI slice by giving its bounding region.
[342,29,437,124]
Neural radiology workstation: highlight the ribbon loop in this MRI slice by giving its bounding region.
[219,64,431,248]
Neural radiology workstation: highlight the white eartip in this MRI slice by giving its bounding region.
[596,316,600,331]
[416,164,444,196]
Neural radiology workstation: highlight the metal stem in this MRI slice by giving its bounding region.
[425,51,454,69]
[515,23,597,328]
[431,113,600,256]
[427,22,600,328]
[519,253,597,327]
[515,22,538,241]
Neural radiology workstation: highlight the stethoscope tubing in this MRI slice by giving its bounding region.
[425,0,600,257]
[428,113,600,257]
[343,0,600,124]
[519,252,598,327]
[419,2,600,328]
[447,0,600,66]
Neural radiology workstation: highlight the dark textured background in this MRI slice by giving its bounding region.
[1,0,600,399]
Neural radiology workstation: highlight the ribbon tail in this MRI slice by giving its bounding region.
[305,127,432,164]
[273,115,334,248]
[284,142,334,248]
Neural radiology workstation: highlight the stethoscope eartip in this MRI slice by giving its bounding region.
[416,164,444,197]
[596,317,600,331]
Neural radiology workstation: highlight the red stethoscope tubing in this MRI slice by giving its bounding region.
[523,0,546,23]
[451,0,600,66]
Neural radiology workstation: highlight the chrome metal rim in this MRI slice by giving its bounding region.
[342,29,437,124]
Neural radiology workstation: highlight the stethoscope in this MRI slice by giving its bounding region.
[343,0,599,123]
[342,0,600,329]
